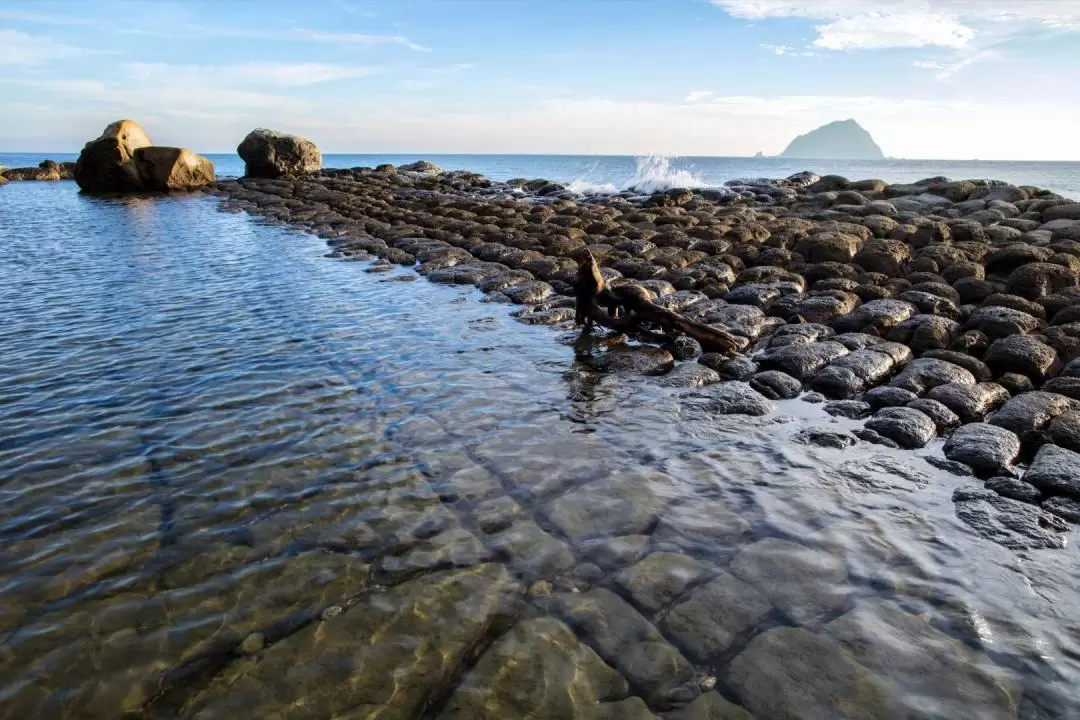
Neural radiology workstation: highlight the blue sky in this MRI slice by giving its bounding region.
[2,0,1079,158]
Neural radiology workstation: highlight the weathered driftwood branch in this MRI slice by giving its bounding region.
[573,250,746,355]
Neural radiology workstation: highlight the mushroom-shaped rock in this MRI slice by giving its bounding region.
[944,423,1022,477]
[926,382,1010,424]
[984,335,1061,383]
[889,358,976,396]
[865,407,937,448]
[132,146,215,191]
[238,128,322,178]
[74,119,153,193]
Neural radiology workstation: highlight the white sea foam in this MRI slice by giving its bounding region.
[565,179,619,195]
[564,154,709,195]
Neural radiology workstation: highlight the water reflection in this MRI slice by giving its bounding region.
[0,183,1076,719]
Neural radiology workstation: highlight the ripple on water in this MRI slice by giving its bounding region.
[0,182,1077,719]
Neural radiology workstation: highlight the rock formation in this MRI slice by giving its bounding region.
[780,119,885,160]
[0,160,76,181]
[73,119,215,193]
[237,128,322,178]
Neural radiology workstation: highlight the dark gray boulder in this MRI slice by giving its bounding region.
[1047,409,1080,451]
[988,391,1076,439]
[750,370,803,400]
[1023,444,1080,501]
[921,350,992,382]
[700,353,757,380]
[907,398,960,431]
[943,423,1022,477]
[863,386,919,409]
[963,306,1043,341]
[952,487,1068,550]
[833,299,917,334]
[1006,262,1078,300]
[687,382,774,416]
[886,315,961,354]
[926,382,1010,424]
[824,400,872,419]
[984,335,1061,382]
[889,358,976,396]
[673,336,703,360]
[865,407,937,449]
[659,363,722,388]
[756,322,834,349]
[1042,496,1080,523]
[756,341,849,381]
[985,477,1042,504]
[998,373,1035,396]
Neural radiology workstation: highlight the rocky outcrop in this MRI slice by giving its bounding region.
[0,160,75,181]
[74,120,214,193]
[237,128,322,178]
[779,119,885,160]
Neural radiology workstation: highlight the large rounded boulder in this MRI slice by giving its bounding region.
[74,119,152,192]
[238,128,322,178]
[133,147,215,192]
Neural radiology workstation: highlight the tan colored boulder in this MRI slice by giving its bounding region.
[237,128,322,177]
[74,119,152,193]
[133,146,215,191]
[0,174,8,186]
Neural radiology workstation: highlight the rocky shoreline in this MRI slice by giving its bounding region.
[210,159,1080,539]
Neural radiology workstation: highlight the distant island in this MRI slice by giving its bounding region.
[778,119,884,160]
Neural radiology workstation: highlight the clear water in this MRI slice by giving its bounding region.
[0,181,1078,718]
[4,151,1080,199]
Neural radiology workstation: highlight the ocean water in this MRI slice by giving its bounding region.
[4,151,1080,199]
[0,179,1078,717]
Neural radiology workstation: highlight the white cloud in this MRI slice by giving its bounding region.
[761,43,818,56]
[712,0,1080,50]
[302,31,431,52]
[0,29,102,65]
[124,61,378,87]
[683,90,715,103]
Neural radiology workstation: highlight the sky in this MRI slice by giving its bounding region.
[1,0,1079,159]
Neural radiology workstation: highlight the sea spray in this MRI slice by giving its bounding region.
[564,154,708,195]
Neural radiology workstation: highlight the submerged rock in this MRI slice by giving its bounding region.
[952,487,1068,550]
[659,572,772,664]
[615,552,710,612]
[1043,496,1080,523]
[542,471,669,541]
[1023,444,1080,501]
[686,382,774,416]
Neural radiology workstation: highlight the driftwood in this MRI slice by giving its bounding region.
[573,250,747,355]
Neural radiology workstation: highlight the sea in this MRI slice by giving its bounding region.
[4,151,1080,199]
[1,156,1079,717]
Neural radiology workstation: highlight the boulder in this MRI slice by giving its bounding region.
[238,128,322,178]
[943,423,1022,477]
[750,370,803,400]
[985,477,1041,504]
[952,487,1068,550]
[132,146,215,191]
[824,400,872,419]
[1043,496,1080,523]
[664,693,756,720]
[1023,444,1080,501]
[74,119,153,192]
[864,407,937,448]
[1047,409,1080,451]
[659,572,772,664]
[833,299,917,334]
[907,398,960,431]
[659,363,721,388]
[926,382,1010,424]
[756,341,849,381]
[685,382,774,416]
[1006,262,1078,300]
[920,350,992,382]
[962,306,1043,341]
[863,386,919,409]
[988,391,1076,440]
[983,335,1061,382]
[886,315,960,355]
[889,357,975,396]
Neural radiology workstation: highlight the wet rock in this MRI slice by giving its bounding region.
[502,280,554,304]
[373,526,488,584]
[659,572,772,664]
[749,370,803,400]
[853,428,900,448]
[673,335,703,360]
[833,299,917,334]
[1023,444,1080,501]
[920,349,993,382]
[1043,496,1080,523]
[728,627,897,720]
[963,306,1043,341]
[943,423,1022,477]
[886,315,960,355]
[554,589,695,707]
[237,128,322,178]
[984,335,1061,383]
[615,552,711,612]
[660,363,722,388]
[796,428,858,449]
[181,564,510,719]
[433,466,503,504]
[989,391,1076,439]
[473,496,522,534]
[925,382,1010,424]
[823,400,872,418]
[906,398,960,431]
[542,471,669,541]
[982,293,1046,320]
[653,498,750,559]
[985,477,1042,504]
[438,616,634,720]
[756,322,834,348]
[952,487,1068,550]
[662,692,756,720]
[889,357,976,396]
[595,346,675,376]
[863,386,919,409]
[864,407,937,448]
[579,535,651,570]
[802,391,826,403]
[730,538,851,628]
[1046,408,1080,451]
[686,382,774,416]
[825,599,1018,720]
[756,341,849,381]
[998,372,1034,396]
[701,354,757,380]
